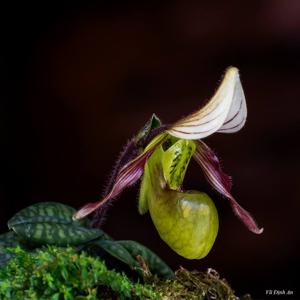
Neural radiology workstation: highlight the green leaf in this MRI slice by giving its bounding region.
[0,232,21,267]
[7,202,103,246]
[92,239,173,279]
[93,240,140,270]
[117,240,174,279]
[11,222,103,246]
[0,231,21,248]
[7,202,88,229]
[94,231,114,241]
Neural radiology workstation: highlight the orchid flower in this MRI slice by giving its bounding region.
[73,67,263,259]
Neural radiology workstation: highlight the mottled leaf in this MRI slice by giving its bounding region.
[0,232,20,267]
[11,222,103,246]
[91,238,173,279]
[7,202,103,245]
[93,240,140,270]
[0,231,21,248]
[93,231,113,241]
[8,202,88,229]
[117,240,174,279]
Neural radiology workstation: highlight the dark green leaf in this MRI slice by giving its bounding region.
[0,232,20,267]
[8,202,89,229]
[0,231,21,248]
[118,240,174,279]
[93,240,140,270]
[92,239,173,279]
[11,222,103,246]
[6,202,98,246]
[91,231,113,242]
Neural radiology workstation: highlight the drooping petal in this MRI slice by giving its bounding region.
[167,67,247,140]
[73,133,167,220]
[193,140,263,234]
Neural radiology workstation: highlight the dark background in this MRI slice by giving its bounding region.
[1,1,300,299]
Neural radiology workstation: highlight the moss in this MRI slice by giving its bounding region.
[149,267,251,300]
[0,246,159,300]
[0,246,251,300]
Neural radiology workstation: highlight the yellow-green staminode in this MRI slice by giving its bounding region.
[139,140,219,259]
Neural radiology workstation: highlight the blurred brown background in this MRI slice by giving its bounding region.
[1,1,300,299]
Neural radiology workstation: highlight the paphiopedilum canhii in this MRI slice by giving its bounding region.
[73,67,263,259]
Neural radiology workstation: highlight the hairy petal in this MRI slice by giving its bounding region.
[194,140,263,234]
[73,133,167,220]
[167,67,247,140]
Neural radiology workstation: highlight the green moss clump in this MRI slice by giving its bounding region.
[0,246,251,300]
[0,246,159,300]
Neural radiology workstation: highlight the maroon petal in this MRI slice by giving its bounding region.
[73,134,166,220]
[194,140,263,234]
